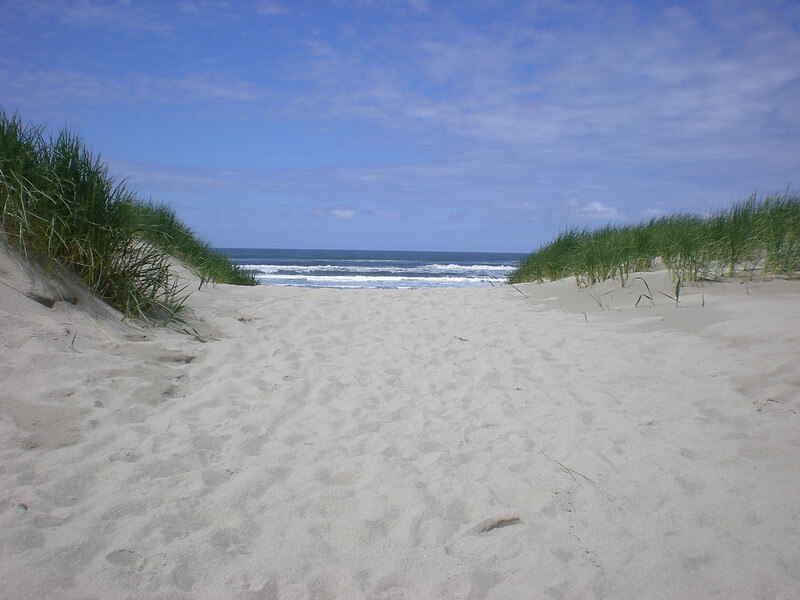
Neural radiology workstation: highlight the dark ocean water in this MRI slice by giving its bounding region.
[218,248,525,289]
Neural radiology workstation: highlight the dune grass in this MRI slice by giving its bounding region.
[509,193,800,286]
[130,201,257,287]
[0,110,256,322]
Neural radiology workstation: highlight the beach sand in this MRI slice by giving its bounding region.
[1,246,799,599]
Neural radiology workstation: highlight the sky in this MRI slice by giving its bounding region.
[2,0,799,253]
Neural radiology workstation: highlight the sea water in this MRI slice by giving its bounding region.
[219,248,525,289]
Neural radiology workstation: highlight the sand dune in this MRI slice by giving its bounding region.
[1,248,799,599]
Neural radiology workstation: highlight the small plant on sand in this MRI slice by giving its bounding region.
[657,275,683,307]
[633,276,655,308]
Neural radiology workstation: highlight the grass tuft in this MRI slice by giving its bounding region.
[130,201,257,287]
[1,109,256,323]
[509,192,800,286]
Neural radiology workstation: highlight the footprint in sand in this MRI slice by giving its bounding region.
[106,548,146,570]
[478,516,522,533]
[444,515,523,559]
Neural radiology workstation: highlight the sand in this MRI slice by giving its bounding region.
[1,246,799,599]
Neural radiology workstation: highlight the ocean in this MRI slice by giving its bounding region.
[219,248,526,289]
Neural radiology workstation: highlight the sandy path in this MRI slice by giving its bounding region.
[1,254,799,599]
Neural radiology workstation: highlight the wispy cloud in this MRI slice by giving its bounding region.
[11,1,798,162]
[168,73,260,101]
[286,1,800,169]
[3,0,798,250]
[255,1,286,16]
[20,0,173,34]
[3,69,260,108]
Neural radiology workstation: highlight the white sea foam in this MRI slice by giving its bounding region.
[254,273,507,289]
[229,248,523,289]
[245,263,514,274]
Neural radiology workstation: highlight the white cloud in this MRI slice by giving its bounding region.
[585,202,620,220]
[312,208,357,220]
[566,200,622,221]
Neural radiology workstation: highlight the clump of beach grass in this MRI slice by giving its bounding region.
[0,110,256,322]
[509,192,800,287]
[130,201,257,287]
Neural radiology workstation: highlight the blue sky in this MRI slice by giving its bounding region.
[2,0,799,252]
